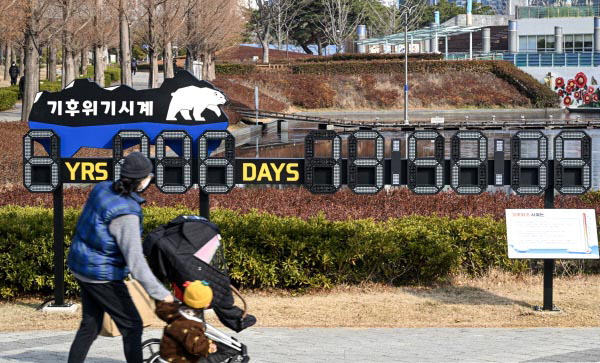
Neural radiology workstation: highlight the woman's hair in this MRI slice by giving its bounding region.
[113,177,144,196]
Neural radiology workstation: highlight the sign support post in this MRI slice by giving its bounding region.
[541,160,558,311]
[200,189,210,220]
[51,184,66,307]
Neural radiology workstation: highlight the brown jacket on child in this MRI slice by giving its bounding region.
[156,301,211,363]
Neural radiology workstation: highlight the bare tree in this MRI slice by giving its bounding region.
[184,0,243,80]
[270,0,304,51]
[115,0,132,86]
[93,0,106,86]
[367,0,426,37]
[48,43,57,81]
[250,0,273,63]
[317,0,363,54]
[138,0,162,88]
[21,0,64,121]
[160,0,186,78]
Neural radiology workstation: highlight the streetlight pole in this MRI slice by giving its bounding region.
[399,3,414,125]
[404,10,409,124]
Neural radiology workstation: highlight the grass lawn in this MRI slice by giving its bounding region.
[0,270,598,332]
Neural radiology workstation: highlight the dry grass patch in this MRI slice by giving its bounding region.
[1,271,599,332]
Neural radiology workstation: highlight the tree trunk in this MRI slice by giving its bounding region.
[81,48,89,74]
[119,0,132,86]
[62,48,75,87]
[260,38,269,64]
[202,51,215,81]
[185,48,195,72]
[164,41,174,78]
[48,46,57,82]
[3,43,11,81]
[147,2,158,88]
[22,30,40,122]
[94,44,105,86]
[149,50,158,88]
[19,46,25,77]
[317,40,323,55]
[74,53,81,77]
[299,42,313,55]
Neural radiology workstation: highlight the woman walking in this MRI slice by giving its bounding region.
[67,152,173,363]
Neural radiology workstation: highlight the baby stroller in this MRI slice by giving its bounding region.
[142,215,255,363]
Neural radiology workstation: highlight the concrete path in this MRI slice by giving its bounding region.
[0,328,599,362]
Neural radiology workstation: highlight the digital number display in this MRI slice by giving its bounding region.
[23,128,597,196]
[112,130,150,182]
[407,131,445,194]
[554,131,592,195]
[155,130,192,194]
[511,131,548,195]
[450,131,488,195]
[348,130,384,194]
[304,130,342,194]
[23,130,61,193]
[198,130,235,194]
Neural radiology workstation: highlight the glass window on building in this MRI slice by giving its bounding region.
[546,35,555,52]
[519,36,528,52]
[537,36,546,51]
[584,34,593,52]
[527,36,537,52]
[564,34,574,52]
[574,34,584,52]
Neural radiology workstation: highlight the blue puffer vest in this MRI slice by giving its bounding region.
[67,181,144,281]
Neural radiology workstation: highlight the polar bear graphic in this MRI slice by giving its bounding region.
[166,86,226,121]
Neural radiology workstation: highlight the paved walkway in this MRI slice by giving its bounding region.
[0,328,599,362]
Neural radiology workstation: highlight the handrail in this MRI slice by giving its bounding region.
[232,106,600,130]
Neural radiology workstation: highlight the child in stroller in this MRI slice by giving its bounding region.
[155,280,219,362]
[142,215,253,363]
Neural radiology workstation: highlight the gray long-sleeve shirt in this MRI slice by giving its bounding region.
[72,214,170,301]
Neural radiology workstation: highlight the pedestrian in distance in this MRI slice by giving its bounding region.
[131,58,138,76]
[67,152,175,363]
[9,62,19,86]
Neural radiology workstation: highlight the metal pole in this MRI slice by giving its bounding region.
[542,160,557,311]
[404,10,409,124]
[254,86,259,157]
[445,36,448,58]
[53,185,65,306]
[200,189,210,220]
[469,32,473,60]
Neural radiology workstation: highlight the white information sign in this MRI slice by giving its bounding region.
[506,209,599,259]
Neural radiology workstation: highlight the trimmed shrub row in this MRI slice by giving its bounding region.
[216,63,257,75]
[300,53,444,63]
[0,88,17,111]
[85,66,122,87]
[0,206,531,298]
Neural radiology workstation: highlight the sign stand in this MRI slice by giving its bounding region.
[42,185,77,312]
[200,189,210,219]
[536,160,559,312]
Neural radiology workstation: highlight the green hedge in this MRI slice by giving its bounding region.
[85,66,122,87]
[0,89,17,111]
[39,81,62,93]
[0,206,531,298]
[216,63,257,75]
[300,53,444,63]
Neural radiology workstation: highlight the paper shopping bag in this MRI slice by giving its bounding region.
[99,279,156,337]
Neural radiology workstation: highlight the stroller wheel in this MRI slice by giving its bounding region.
[142,338,161,363]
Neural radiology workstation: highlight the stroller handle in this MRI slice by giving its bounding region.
[230,285,248,318]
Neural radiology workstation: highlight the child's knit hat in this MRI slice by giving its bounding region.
[183,280,213,309]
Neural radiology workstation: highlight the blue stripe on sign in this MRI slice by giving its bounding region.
[29,120,228,158]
